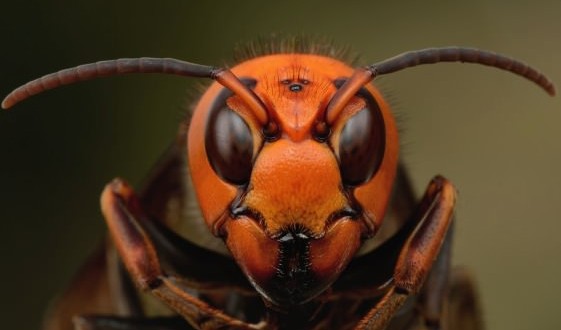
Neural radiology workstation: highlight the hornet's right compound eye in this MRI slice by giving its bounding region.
[205,106,254,185]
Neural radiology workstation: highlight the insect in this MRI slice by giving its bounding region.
[3,40,555,330]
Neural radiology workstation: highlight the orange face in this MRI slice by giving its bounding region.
[188,54,398,305]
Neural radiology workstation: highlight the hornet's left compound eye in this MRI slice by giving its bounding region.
[205,106,254,185]
[337,96,385,186]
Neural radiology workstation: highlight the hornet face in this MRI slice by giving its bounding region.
[188,54,399,305]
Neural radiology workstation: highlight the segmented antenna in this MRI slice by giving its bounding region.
[1,58,215,109]
[371,47,555,95]
[1,57,269,124]
[326,47,556,124]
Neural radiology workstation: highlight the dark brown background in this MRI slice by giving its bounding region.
[1,1,560,329]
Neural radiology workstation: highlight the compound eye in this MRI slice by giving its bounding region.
[338,102,385,186]
[205,106,254,185]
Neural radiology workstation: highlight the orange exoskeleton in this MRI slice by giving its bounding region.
[3,39,555,330]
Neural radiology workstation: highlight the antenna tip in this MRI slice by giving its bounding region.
[1,97,13,110]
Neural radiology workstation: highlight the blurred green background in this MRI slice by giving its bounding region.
[1,1,560,329]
